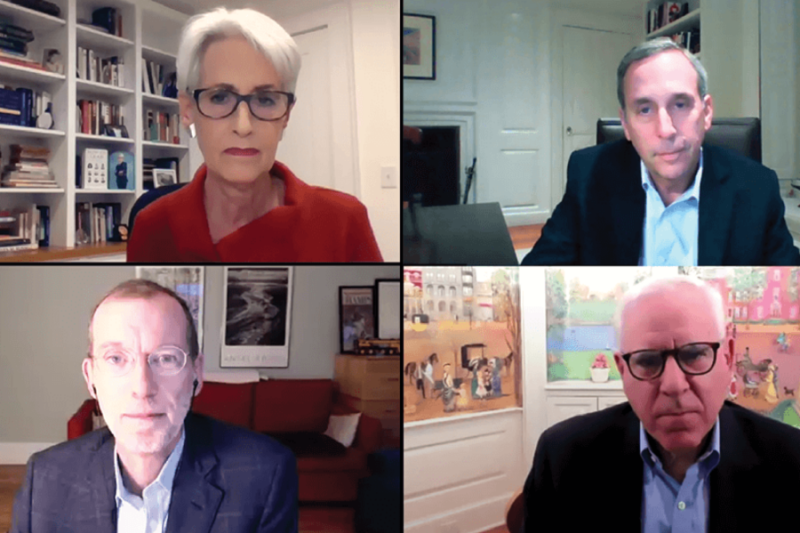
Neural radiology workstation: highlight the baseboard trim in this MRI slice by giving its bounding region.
[0,442,58,465]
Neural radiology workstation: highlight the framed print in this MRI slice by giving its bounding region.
[221,267,293,368]
[153,168,177,188]
[135,266,205,354]
[375,279,401,339]
[403,14,436,80]
[339,286,376,354]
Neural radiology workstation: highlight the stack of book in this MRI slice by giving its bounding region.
[75,201,122,245]
[0,204,44,253]
[1,144,57,188]
[0,20,36,65]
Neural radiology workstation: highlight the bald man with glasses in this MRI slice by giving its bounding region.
[522,276,800,533]
[11,279,298,533]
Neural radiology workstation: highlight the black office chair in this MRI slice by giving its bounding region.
[596,117,761,163]
[128,183,186,236]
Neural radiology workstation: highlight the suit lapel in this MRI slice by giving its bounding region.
[166,414,223,533]
[81,430,117,533]
[619,407,645,531]
[606,142,646,264]
[697,145,734,265]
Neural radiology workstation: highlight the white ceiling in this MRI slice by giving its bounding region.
[150,0,342,18]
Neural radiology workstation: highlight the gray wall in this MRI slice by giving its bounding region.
[0,265,400,443]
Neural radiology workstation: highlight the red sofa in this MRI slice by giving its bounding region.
[68,378,383,502]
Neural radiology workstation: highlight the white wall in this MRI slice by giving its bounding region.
[351,0,401,261]
[403,0,553,227]
[0,264,399,448]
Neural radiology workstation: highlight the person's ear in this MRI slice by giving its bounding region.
[613,351,625,377]
[193,352,204,396]
[178,91,195,131]
[82,357,96,398]
[618,107,631,141]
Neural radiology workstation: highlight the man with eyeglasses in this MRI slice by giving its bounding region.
[11,279,298,533]
[521,276,800,533]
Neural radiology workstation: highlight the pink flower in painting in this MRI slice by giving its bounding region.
[591,353,609,369]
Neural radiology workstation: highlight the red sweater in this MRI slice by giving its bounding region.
[127,161,383,262]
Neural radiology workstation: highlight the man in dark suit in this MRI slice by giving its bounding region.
[11,279,298,533]
[522,276,800,532]
[522,37,799,266]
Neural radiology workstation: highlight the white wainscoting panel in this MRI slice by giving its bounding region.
[404,408,524,533]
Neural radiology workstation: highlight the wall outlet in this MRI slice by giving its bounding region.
[381,165,398,188]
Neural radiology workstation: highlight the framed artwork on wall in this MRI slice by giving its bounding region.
[339,286,376,354]
[403,13,436,80]
[221,266,293,368]
[135,266,205,354]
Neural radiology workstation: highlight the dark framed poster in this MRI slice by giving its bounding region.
[339,286,375,354]
[221,266,293,368]
[403,13,436,80]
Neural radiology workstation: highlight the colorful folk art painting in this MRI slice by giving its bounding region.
[403,267,521,423]
[546,266,800,430]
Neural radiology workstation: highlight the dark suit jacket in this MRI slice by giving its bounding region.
[11,413,298,533]
[521,140,800,265]
[522,400,800,532]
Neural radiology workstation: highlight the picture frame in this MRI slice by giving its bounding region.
[339,286,376,354]
[375,279,401,340]
[135,266,205,355]
[153,168,177,188]
[108,150,134,190]
[403,13,436,80]
[221,266,293,368]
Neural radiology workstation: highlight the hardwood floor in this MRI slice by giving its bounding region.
[508,224,544,251]
[0,465,355,533]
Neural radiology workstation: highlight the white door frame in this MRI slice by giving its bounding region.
[278,2,361,198]
[549,7,642,211]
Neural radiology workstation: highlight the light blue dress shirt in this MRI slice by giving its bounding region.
[639,148,703,266]
[114,427,185,533]
[640,414,720,533]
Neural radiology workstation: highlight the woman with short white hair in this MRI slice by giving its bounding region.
[127,7,383,262]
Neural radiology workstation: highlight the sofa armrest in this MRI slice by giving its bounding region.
[68,399,97,440]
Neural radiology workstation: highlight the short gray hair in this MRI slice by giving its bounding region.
[613,275,726,350]
[617,37,708,112]
[176,7,302,96]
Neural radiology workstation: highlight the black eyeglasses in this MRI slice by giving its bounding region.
[193,87,296,121]
[621,342,720,381]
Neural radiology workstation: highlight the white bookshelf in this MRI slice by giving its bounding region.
[0,0,190,253]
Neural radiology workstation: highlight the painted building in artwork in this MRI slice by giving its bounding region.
[404,268,423,319]
[711,267,800,323]
[419,267,476,321]
[474,281,493,322]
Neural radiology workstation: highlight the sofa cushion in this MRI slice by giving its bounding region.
[192,381,255,428]
[253,379,334,433]
[269,432,346,458]
[297,447,369,473]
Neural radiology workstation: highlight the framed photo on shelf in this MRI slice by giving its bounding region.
[375,279,401,340]
[403,13,436,80]
[339,286,375,354]
[153,168,177,188]
[135,266,205,354]
[221,267,293,368]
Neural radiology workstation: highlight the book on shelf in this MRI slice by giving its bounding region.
[77,46,125,87]
[1,144,56,188]
[0,204,39,252]
[648,2,690,35]
[75,201,122,244]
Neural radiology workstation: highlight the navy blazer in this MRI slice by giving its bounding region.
[11,412,298,533]
[522,400,800,532]
[521,140,800,265]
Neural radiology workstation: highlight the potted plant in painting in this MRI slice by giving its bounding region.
[590,353,610,383]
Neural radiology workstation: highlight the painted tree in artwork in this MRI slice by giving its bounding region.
[788,268,800,302]
[728,267,768,323]
[494,269,522,405]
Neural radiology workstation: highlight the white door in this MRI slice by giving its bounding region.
[560,26,636,199]
[276,27,338,191]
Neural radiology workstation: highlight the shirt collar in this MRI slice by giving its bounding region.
[114,426,185,506]
[640,147,704,202]
[639,411,720,471]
